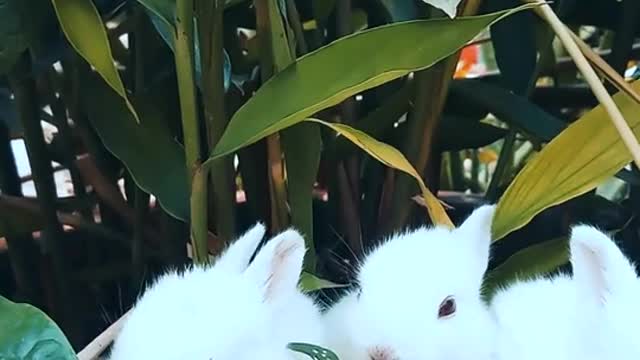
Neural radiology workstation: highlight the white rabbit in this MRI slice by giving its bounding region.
[108,223,325,360]
[323,205,497,360]
[491,225,640,360]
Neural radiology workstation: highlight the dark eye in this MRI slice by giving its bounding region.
[438,296,456,319]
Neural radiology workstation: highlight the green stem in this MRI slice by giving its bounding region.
[191,166,209,263]
[175,0,208,263]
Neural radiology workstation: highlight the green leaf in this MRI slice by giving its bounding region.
[306,118,453,228]
[288,343,340,360]
[299,271,347,293]
[282,123,322,271]
[0,296,77,360]
[492,80,640,241]
[210,4,539,159]
[51,0,139,123]
[137,0,175,27]
[450,79,566,141]
[438,115,507,151]
[483,237,568,300]
[147,10,232,91]
[82,71,189,221]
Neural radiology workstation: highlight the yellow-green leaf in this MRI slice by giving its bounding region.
[299,271,347,293]
[492,80,640,241]
[208,4,539,159]
[51,0,139,122]
[306,118,453,228]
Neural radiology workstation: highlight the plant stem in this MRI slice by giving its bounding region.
[8,53,80,343]
[528,0,640,169]
[175,0,208,263]
[191,165,209,263]
[196,0,236,246]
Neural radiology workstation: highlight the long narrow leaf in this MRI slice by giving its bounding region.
[306,119,453,228]
[51,0,139,122]
[492,80,640,240]
[207,4,540,159]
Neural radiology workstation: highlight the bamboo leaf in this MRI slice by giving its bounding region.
[299,271,347,293]
[82,72,189,221]
[492,80,640,241]
[51,0,139,122]
[208,4,540,159]
[306,118,453,228]
[0,296,76,359]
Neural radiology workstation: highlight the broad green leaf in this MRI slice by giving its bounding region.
[482,237,568,300]
[450,79,566,141]
[51,0,139,122]
[288,343,340,360]
[307,118,453,228]
[0,296,77,360]
[209,4,539,159]
[82,71,189,221]
[299,271,347,293]
[492,80,640,241]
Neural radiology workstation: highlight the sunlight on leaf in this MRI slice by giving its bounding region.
[492,80,640,241]
[299,272,347,293]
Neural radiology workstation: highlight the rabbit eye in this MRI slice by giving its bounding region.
[438,296,456,319]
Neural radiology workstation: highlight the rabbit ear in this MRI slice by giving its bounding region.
[456,205,495,276]
[570,225,637,305]
[214,223,266,273]
[244,228,306,303]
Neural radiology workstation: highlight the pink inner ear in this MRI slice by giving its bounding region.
[263,239,302,302]
[577,245,609,306]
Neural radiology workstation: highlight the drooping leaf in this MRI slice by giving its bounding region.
[0,295,77,360]
[208,4,539,159]
[306,118,453,228]
[492,80,640,241]
[51,0,139,122]
[483,237,568,300]
[299,271,347,293]
[450,79,566,141]
[288,343,340,360]
[82,72,189,221]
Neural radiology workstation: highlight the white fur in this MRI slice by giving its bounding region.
[491,225,640,360]
[108,224,325,360]
[323,205,497,360]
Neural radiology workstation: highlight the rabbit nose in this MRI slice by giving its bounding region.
[368,346,397,360]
